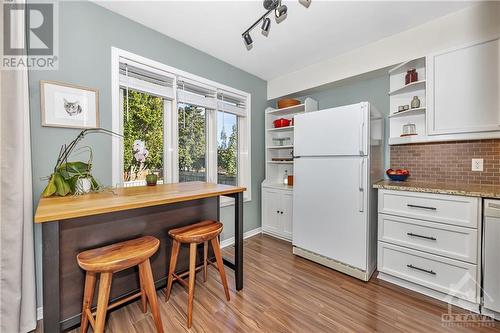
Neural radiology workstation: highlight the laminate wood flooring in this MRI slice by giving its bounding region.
[34,234,500,333]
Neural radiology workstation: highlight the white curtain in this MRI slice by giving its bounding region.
[0,1,38,332]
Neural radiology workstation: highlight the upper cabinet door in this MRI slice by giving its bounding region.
[427,38,500,135]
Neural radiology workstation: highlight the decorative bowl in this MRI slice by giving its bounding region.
[386,169,410,181]
[277,98,301,109]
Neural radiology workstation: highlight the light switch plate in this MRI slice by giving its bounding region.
[472,159,484,172]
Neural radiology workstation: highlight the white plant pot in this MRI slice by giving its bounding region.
[76,177,92,194]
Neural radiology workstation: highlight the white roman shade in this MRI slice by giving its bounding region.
[217,89,248,117]
[177,77,217,109]
[119,58,175,99]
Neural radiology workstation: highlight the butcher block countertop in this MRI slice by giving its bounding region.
[35,182,245,223]
[374,180,500,199]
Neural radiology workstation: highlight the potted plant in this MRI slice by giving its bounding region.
[42,128,122,197]
[146,170,158,186]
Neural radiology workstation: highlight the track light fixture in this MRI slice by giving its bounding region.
[299,0,311,8]
[261,17,271,35]
[242,0,311,50]
[263,0,280,10]
[243,32,253,47]
[275,3,287,21]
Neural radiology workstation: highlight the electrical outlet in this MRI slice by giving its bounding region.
[472,158,484,172]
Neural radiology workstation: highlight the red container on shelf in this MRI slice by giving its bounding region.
[273,118,291,128]
[405,69,418,85]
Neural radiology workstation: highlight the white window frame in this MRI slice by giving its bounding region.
[111,47,251,203]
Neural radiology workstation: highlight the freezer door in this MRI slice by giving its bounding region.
[483,200,500,313]
[294,103,369,157]
[292,156,369,271]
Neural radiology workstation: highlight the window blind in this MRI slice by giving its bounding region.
[177,77,217,109]
[218,89,247,117]
[119,58,175,99]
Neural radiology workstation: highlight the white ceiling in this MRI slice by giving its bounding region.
[94,1,473,81]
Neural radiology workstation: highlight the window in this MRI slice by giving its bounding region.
[116,60,174,186]
[112,48,251,202]
[217,111,238,186]
[178,103,207,182]
[123,90,165,183]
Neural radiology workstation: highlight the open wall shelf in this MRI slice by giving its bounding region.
[389,107,426,118]
[388,57,427,145]
[263,97,318,188]
[389,80,426,96]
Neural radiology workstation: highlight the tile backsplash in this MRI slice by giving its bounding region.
[390,140,500,185]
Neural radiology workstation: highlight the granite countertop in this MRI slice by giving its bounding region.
[374,180,500,199]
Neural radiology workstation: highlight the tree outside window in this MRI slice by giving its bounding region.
[123,90,164,182]
[178,104,206,182]
[217,111,238,186]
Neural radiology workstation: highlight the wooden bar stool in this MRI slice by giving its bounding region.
[77,236,164,333]
[165,220,230,328]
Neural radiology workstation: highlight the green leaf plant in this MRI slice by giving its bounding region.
[42,128,122,197]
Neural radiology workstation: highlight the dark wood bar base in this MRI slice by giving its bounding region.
[41,193,244,332]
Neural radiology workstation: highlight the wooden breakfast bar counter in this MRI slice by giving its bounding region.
[35,182,245,332]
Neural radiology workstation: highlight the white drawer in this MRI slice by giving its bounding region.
[378,242,478,303]
[378,214,478,264]
[378,190,480,228]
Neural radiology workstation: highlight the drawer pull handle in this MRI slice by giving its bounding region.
[407,232,437,241]
[407,204,437,211]
[407,264,436,275]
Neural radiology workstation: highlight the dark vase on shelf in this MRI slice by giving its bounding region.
[410,69,418,83]
[405,69,418,85]
[146,173,158,186]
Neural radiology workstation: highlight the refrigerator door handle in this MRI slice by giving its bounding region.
[359,159,364,212]
[359,121,365,155]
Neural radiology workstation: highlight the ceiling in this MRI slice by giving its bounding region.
[94,1,473,81]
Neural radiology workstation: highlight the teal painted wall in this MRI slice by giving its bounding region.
[28,1,266,307]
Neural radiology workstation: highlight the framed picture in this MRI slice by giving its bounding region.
[40,80,99,129]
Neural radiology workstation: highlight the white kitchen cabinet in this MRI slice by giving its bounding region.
[427,38,500,135]
[281,192,293,239]
[377,189,482,309]
[262,187,293,241]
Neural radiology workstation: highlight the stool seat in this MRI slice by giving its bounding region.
[77,236,160,273]
[168,220,223,243]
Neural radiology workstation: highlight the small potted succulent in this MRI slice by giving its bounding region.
[145,171,158,186]
[145,162,158,186]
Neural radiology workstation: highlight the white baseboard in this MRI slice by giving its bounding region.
[37,307,43,321]
[220,227,262,248]
[36,227,262,321]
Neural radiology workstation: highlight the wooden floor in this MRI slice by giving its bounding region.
[35,234,500,332]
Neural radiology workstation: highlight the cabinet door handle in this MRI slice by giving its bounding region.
[280,211,284,214]
[407,264,436,275]
[276,210,280,214]
[407,232,437,241]
[407,204,437,211]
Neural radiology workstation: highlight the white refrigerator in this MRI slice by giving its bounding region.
[292,102,384,281]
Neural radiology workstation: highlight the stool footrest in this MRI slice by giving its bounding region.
[172,260,216,281]
[87,291,144,325]
[172,273,189,288]
[170,261,216,292]
[86,308,95,330]
[108,291,143,311]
